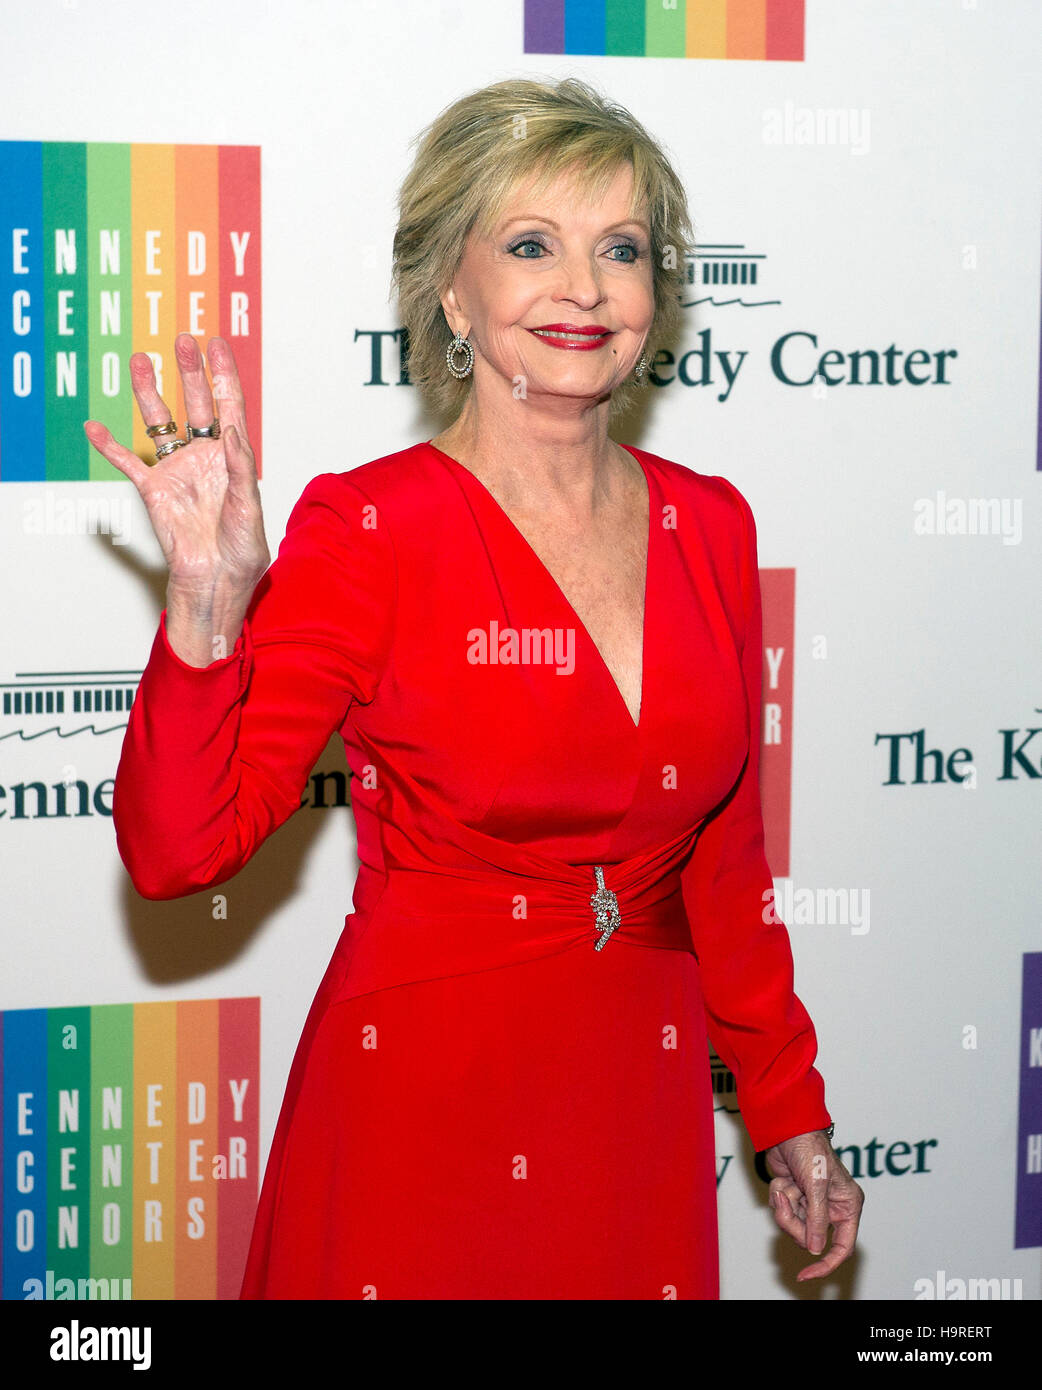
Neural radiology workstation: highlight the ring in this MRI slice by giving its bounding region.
[154,438,188,460]
[146,420,178,439]
[185,419,221,439]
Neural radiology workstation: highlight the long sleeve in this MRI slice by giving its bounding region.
[680,482,830,1153]
[112,472,396,899]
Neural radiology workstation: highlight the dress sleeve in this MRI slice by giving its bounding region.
[680,482,831,1153]
[112,472,396,900]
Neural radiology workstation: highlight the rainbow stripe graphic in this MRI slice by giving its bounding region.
[524,0,804,59]
[0,143,261,482]
[1,998,259,1301]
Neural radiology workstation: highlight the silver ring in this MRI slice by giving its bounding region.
[154,438,188,460]
[185,419,221,439]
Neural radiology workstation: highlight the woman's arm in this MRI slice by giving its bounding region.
[680,480,863,1277]
[86,336,396,899]
[112,475,395,899]
[680,481,831,1152]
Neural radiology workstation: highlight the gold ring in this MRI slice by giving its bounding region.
[146,420,178,438]
[154,438,187,461]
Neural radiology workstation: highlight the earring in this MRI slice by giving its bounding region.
[634,353,648,380]
[446,331,474,379]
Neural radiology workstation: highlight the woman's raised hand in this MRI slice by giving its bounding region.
[85,333,269,592]
[84,334,270,665]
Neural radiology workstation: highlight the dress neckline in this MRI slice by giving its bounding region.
[424,439,653,732]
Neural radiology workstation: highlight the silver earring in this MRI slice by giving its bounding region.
[446,331,474,379]
[634,353,648,380]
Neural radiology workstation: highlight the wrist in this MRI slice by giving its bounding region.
[167,570,259,611]
[164,587,252,668]
[759,1121,834,1159]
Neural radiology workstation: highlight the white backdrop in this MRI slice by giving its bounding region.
[1,0,1039,1301]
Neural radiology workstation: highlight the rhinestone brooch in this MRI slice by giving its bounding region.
[590,866,621,951]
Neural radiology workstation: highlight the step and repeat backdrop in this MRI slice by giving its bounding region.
[0,0,1039,1302]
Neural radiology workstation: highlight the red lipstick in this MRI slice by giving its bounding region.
[526,324,613,351]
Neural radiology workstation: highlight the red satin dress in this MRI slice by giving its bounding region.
[113,441,831,1300]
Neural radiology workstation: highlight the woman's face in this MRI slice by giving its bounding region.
[442,162,655,414]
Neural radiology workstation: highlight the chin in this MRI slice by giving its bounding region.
[525,383,617,406]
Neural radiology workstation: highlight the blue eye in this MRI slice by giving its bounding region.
[505,236,642,262]
[507,238,546,258]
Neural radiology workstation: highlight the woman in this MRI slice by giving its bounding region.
[85,77,863,1299]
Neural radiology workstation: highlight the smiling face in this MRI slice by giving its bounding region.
[440,162,655,416]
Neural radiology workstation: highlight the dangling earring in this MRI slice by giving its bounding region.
[446,331,474,379]
[634,353,648,381]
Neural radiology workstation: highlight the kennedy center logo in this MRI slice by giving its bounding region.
[0,142,261,481]
[1,998,259,1301]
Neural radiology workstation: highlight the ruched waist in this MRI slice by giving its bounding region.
[329,859,695,1005]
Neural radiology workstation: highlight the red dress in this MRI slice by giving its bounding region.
[113,441,831,1300]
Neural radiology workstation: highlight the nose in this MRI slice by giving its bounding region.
[551,250,605,308]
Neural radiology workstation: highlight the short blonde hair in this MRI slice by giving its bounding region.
[391,76,695,424]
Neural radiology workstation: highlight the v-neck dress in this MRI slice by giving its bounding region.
[112,440,831,1300]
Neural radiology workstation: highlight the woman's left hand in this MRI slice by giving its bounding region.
[763,1131,865,1281]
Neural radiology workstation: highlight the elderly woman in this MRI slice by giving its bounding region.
[85,77,863,1300]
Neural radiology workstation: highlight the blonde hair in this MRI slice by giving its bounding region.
[390,76,695,424]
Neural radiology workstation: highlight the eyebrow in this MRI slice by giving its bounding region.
[497,214,650,235]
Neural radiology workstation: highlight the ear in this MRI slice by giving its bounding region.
[440,284,469,340]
